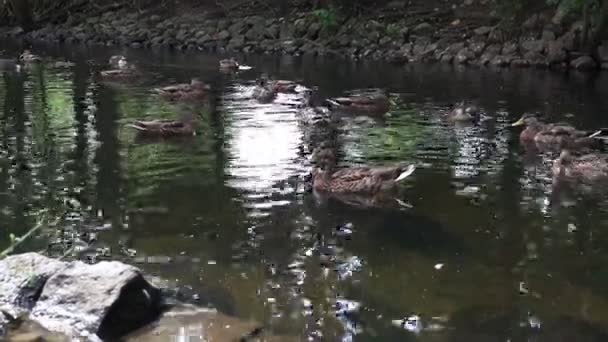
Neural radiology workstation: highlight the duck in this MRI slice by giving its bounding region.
[19,50,41,63]
[219,58,239,71]
[100,56,139,80]
[108,55,129,69]
[510,113,605,150]
[155,78,211,101]
[269,79,298,93]
[326,91,391,115]
[252,77,278,103]
[311,164,416,194]
[298,89,332,126]
[448,101,480,122]
[128,115,198,137]
[552,149,608,184]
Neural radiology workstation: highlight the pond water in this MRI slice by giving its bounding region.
[3,41,608,341]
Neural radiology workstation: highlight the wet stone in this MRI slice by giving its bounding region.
[0,253,66,318]
[30,259,162,340]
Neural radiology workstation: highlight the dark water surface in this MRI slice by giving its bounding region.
[3,41,608,341]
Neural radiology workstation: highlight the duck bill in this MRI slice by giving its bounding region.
[510,117,525,127]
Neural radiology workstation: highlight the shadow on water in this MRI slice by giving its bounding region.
[3,40,608,340]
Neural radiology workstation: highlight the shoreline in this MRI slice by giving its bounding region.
[0,5,607,72]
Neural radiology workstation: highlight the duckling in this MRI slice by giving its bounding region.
[552,149,608,184]
[326,90,391,115]
[511,113,605,150]
[311,164,416,194]
[448,101,480,122]
[155,79,211,102]
[19,50,41,63]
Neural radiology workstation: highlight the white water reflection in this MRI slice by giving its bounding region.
[223,86,306,216]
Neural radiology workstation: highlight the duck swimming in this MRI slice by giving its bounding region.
[155,79,211,102]
[100,56,139,80]
[511,113,605,150]
[448,101,480,122]
[219,58,239,71]
[252,76,278,103]
[311,164,416,195]
[19,50,41,63]
[552,149,608,185]
[326,91,391,115]
[128,114,198,137]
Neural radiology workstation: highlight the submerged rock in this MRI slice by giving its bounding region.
[0,253,162,340]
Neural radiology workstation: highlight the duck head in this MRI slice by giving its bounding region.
[511,113,540,128]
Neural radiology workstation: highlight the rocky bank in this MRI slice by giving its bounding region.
[1,3,608,71]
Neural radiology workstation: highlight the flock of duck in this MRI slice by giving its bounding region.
[17,50,608,204]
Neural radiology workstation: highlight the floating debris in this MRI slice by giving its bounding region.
[434,263,444,270]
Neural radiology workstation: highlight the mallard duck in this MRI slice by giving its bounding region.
[252,77,278,103]
[448,101,480,122]
[552,149,608,184]
[219,58,239,71]
[311,164,416,194]
[269,80,298,93]
[326,91,391,115]
[100,56,139,80]
[19,50,41,63]
[511,114,605,150]
[155,79,211,101]
[128,118,198,137]
[297,90,332,126]
[109,55,128,69]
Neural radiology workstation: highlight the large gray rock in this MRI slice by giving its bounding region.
[520,39,545,54]
[0,254,162,340]
[455,48,475,64]
[570,55,597,71]
[30,260,161,340]
[0,253,66,317]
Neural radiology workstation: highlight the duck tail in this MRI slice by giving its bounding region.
[325,98,340,108]
[127,123,147,131]
[588,128,608,139]
[395,164,416,182]
[238,65,252,70]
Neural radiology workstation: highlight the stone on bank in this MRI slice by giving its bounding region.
[0,253,162,340]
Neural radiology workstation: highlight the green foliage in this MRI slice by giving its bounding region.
[312,6,338,30]
[547,0,590,14]
[490,0,528,16]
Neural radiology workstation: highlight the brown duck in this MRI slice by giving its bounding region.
[252,77,278,103]
[155,79,211,101]
[311,164,416,194]
[448,101,480,122]
[326,91,391,115]
[100,56,139,80]
[128,114,198,137]
[219,58,239,71]
[511,114,605,150]
[552,149,608,185]
[19,50,41,63]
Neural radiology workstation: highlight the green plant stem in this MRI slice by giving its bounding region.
[0,213,60,259]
